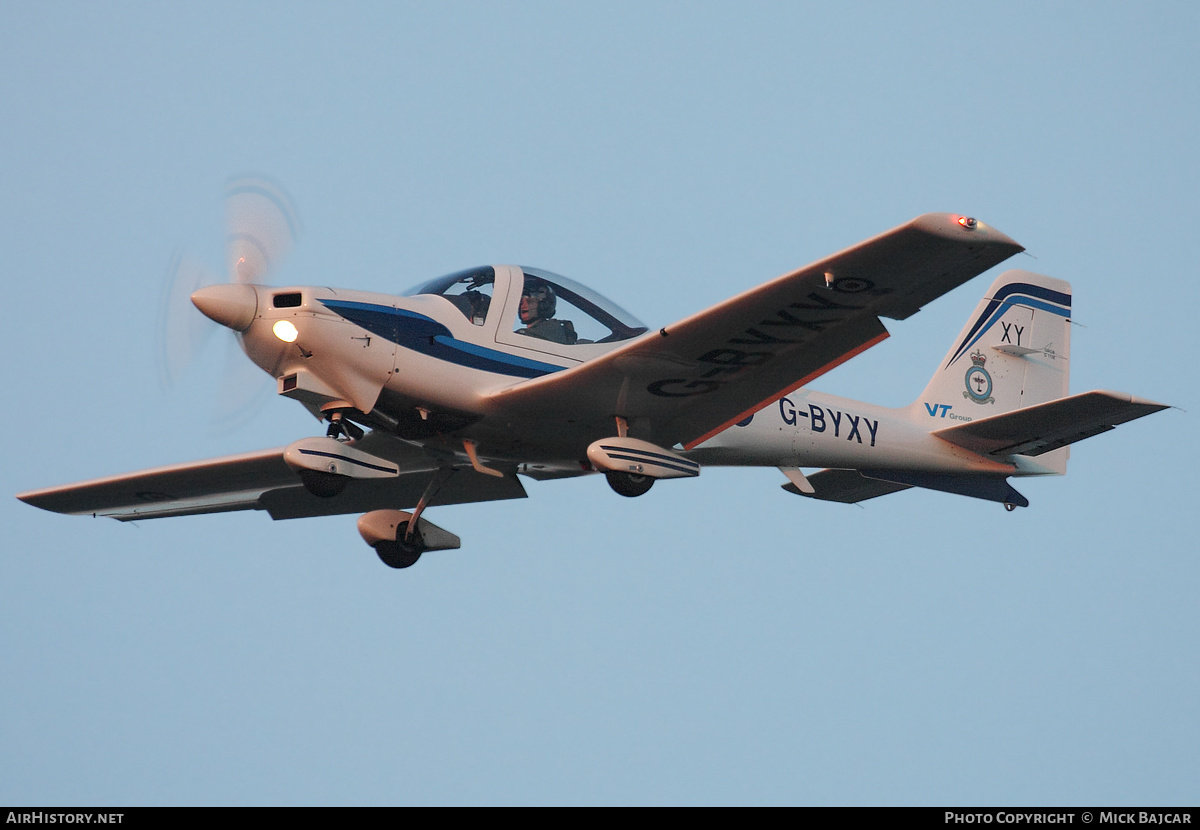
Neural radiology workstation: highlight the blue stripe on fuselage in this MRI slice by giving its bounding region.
[318,299,566,379]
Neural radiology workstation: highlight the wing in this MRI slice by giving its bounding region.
[482,213,1023,450]
[932,390,1169,457]
[17,433,527,522]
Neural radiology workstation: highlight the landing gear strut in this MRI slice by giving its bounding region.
[324,410,364,441]
[368,468,456,568]
[358,503,462,571]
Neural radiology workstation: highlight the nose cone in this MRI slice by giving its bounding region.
[191,283,259,331]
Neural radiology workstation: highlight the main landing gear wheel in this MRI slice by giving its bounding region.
[374,521,425,569]
[606,470,654,498]
[298,468,349,498]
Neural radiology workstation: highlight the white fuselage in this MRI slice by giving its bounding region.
[231,279,1016,481]
[688,389,1014,476]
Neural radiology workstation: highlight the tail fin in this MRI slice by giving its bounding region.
[916,269,1072,417]
[785,270,1167,507]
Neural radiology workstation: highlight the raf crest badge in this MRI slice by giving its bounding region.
[964,350,995,405]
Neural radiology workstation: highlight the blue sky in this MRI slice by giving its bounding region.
[2,1,1196,805]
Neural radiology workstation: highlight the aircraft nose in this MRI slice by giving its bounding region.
[191,284,259,332]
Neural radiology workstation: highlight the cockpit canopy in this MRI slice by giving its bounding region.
[405,265,648,345]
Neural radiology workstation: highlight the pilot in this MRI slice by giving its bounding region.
[516,278,577,344]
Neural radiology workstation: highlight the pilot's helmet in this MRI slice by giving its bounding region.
[522,276,557,319]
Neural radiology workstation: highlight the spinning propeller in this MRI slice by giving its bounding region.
[158,176,301,425]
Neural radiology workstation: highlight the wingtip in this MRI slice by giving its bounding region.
[1088,390,1171,413]
[912,212,1023,253]
[1127,394,1171,413]
[15,488,72,514]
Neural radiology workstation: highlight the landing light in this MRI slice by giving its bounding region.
[273,320,299,343]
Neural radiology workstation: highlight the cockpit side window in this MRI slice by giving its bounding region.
[404,265,495,326]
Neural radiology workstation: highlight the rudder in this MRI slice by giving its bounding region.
[915,269,1072,419]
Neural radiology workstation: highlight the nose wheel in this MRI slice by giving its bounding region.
[375,521,425,568]
[370,469,455,569]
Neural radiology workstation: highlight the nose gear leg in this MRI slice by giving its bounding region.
[406,467,455,543]
[323,409,364,441]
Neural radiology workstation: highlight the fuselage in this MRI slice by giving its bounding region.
[687,389,1013,476]
[200,265,1016,482]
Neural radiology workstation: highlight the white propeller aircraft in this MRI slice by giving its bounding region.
[18,187,1168,569]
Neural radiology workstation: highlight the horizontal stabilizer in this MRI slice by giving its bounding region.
[783,468,1029,507]
[933,390,1168,457]
[782,468,912,503]
[858,470,1028,507]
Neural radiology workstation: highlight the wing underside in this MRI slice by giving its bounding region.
[18,437,527,521]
